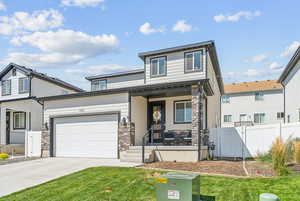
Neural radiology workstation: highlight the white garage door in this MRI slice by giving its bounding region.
[54,114,118,158]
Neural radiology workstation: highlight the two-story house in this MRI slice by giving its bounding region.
[221,80,284,127]
[278,46,300,123]
[38,41,224,162]
[0,63,83,146]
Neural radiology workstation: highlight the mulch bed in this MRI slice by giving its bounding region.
[142,161,247,177]
[142,160,277,177]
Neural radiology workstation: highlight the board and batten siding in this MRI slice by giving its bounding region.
[283,59,300,123]
[206,51,221,128]
[31,77,78,98]
[43,93,129,125]
[221,90,284,127]
[144,47,207,85]
[0,68,29,101]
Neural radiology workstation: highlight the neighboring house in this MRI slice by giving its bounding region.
[278,46,300,123]
[38,41,224,162]
[221,80,284,127]
[0,63,84,145]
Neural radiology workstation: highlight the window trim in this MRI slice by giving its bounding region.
[254,113,265,124]
[13,112,26,130]
[174,100,192,124]
[255,92,264,101]
[277,112,284,120]
[222,95,230,104]
[150,56,167,78]
[184,49,204,73]
[19,77,29,94]
[223,115,232,123]
[2,80,11,96]
[91,79,107,91]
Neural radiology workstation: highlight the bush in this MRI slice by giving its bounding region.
[256,151,272,163]
[294,141,300,164]
[0,153,9,160]
[271,137,288,176]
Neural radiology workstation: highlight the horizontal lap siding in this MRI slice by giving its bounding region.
[106,73,145,89]
[44,93,129,124]
[145,48,206,85]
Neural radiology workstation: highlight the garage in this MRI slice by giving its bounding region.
[53,114,119,158]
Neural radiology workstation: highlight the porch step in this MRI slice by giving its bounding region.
[120,146,155,163]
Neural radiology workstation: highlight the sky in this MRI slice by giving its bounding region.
[0,0,299,90]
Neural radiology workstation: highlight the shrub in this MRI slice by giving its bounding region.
[271,137,288,176]
[0,153,9,160]
[294,141,300,164]
[256,151,272,163]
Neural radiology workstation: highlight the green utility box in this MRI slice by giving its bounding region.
[155,172,200,201]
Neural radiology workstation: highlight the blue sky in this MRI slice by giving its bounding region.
[0,0,299,90]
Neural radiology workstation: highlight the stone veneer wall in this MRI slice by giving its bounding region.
[41,126,50,157]
[191,84,205,146]
[118,121,135,152]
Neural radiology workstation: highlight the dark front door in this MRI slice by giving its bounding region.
[148,101,165,143]
[6,112,10,144]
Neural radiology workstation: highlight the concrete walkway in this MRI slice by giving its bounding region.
[0,157,140,197]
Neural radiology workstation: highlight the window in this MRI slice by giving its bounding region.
[222,95,230,103]
[255,92,264,101]
[19,77,29,93]
[254,113,265,124]
[174,100,192,123]
[277,112,284,120]
[1,80,11,96]
[224,115,232,123]
[150,56,166,77]
[13,112,26,129]
[91,79,107,91]
[288,115,291,123]
[185,50,203,72]
[12,69,16,76]
[240,114,247,122]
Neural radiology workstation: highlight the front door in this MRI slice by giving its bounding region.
[6,112,10,144]
[148,101,165,143]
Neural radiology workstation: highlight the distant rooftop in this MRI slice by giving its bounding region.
[224,80,283,94]
[85,68,144,81]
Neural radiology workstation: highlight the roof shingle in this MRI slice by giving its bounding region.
[224,80,283,94]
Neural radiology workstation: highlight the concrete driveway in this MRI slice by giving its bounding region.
[0,158,140,197]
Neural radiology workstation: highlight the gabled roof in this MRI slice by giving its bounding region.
[138,40,224,94]
[85,68,144,81]
[224,80,283,94]
[278,46,300,83]
[0,63,84,92]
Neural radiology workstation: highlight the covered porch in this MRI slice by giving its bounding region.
[0,99,42,145]
[129,80,212,147]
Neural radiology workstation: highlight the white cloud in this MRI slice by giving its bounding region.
[269,62,282,70]
[5,29,119,67]
[61,0,105,7]
[65,64,132,75]
[139,22,165,35]
[0,1,6,11]
[172,20,192,33]
[244,54,268,63]
[0,9,63,35]
[0,52,83,67]
[11,29,119,58]
[280,41,300,58]
[214,10,261,23]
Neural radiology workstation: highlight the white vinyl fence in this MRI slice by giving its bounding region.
[210,122,300,158]
[25,131,41,157]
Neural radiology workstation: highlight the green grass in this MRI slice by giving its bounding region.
[1,167,300,201]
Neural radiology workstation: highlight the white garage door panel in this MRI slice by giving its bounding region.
[54,115,118,158]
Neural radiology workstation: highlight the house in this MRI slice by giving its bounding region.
[221,80,284,127]
[278,46,300,123]
[0,63,84,146]
[37,40,224,162]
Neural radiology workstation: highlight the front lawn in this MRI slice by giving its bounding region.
[1,167,299,201]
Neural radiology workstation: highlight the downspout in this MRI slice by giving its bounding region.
[283,86,286,123]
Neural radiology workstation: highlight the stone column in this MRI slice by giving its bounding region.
[191,84,204,146]
[118,120,135,152]
[41,123,50,157]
